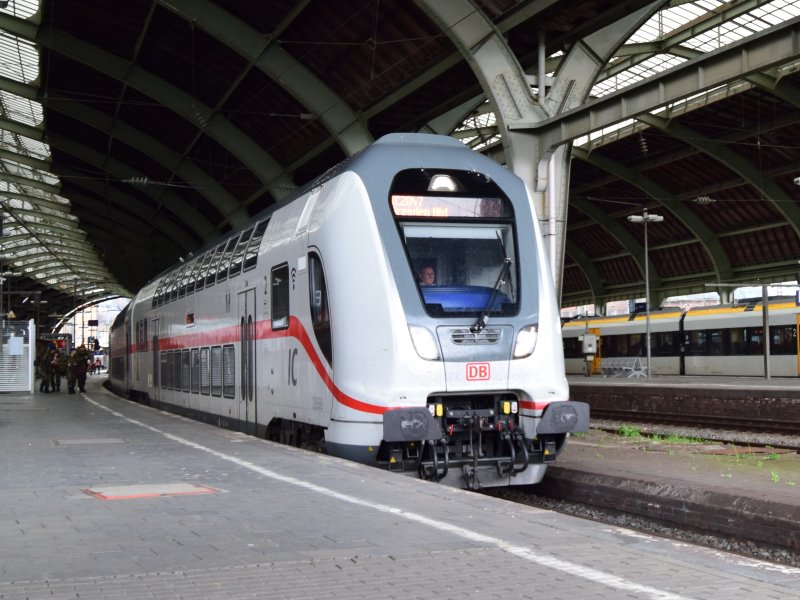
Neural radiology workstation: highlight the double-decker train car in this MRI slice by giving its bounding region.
[563,299,800,377]
[109,133,589,490]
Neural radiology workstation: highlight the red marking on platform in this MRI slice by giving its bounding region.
[82,483,219,500]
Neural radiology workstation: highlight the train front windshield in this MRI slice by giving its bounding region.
[390,169,519,318]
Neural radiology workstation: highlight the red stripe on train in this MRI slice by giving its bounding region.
[123,317,551,417]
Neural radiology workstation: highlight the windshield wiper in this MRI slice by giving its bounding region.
[471,256,511,333]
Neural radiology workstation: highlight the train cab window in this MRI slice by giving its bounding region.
[200,347,210,394]
[205,243,226,288]
[389,169,520,318]
[271,264,290,329]
[243,219,269,272]
[222,344,235,398]
[308,252,333,366]
[215,235,240,284]
[228,226,255,278]
[210,345,222,396]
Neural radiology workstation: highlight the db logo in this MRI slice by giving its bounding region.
[466,362,490,381]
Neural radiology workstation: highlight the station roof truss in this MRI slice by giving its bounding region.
[0,0,797,325]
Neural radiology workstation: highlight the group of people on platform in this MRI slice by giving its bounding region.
[36,344,96,394]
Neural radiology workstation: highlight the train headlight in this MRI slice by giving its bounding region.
[409,325,440,361]
[513,324,538,359]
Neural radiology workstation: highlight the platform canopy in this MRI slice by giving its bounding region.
[0,0,798,327]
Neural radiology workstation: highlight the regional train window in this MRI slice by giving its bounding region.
[205,243,226,288]
[153,279,165,308]
[271,264,290,329]
[169,271,180,302]
[562,336,583,359]
[243,219,269,272]
[200,347,210,394]
[215,236,240,284]
[160,352,169,388]
[308,252,332,366]
[771,325,797,355]
[178,264,191,298]
[181,349,190,391]
[228,226,255,278]
[190,348,200,393]
[210,345,222,396]
[194,250,213,292]
[186,258,203,295]
[686,330,707,355]
[173,351,181,390]
[222,344,235,398]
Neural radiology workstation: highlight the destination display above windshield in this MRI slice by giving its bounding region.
[391,195,509,219]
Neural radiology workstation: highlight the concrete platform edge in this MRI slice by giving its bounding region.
[535,466,800,551]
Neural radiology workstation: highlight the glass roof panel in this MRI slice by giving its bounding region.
[0,1,129,305]
[0,32,38,84]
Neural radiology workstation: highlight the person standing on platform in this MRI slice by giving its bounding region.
[71,344,91,393]
[49,349,63,392]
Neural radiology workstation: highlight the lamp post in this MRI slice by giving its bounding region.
[627,208,663,377]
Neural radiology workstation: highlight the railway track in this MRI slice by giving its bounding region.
[590,407,800,438]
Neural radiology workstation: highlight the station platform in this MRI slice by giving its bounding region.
[2,378,800,599]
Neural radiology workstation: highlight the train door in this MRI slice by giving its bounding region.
[796,314,800,376]
[238,289,257,435]
[151,318,159,403]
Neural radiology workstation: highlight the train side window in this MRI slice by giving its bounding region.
[186,257,203,295]
[271,264,290,329]
[687,330,707,355]
[707,329,723,356]
[215,236,240,284]
[211,345,222,396]
[194,251,212,292]
[771,325,797,355]
[228,226,255,278]
[190,348,200,393]
[200,347,210,395]
[222,344,235,398]
[729,328,746,355]
[169,271,180,302]
[153,279,165,307]
[173,350,181,390]
[205,243,226,288]
[178,264,191,298]
[243,219,270,272]
[181,349,190,391]
[562,337,583,359]
[746,327,763,355]
[160,352,169,389]
[600,335,617,357]
[308,252,333,366]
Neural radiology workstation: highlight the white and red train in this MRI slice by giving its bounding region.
[108,133,588,489]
